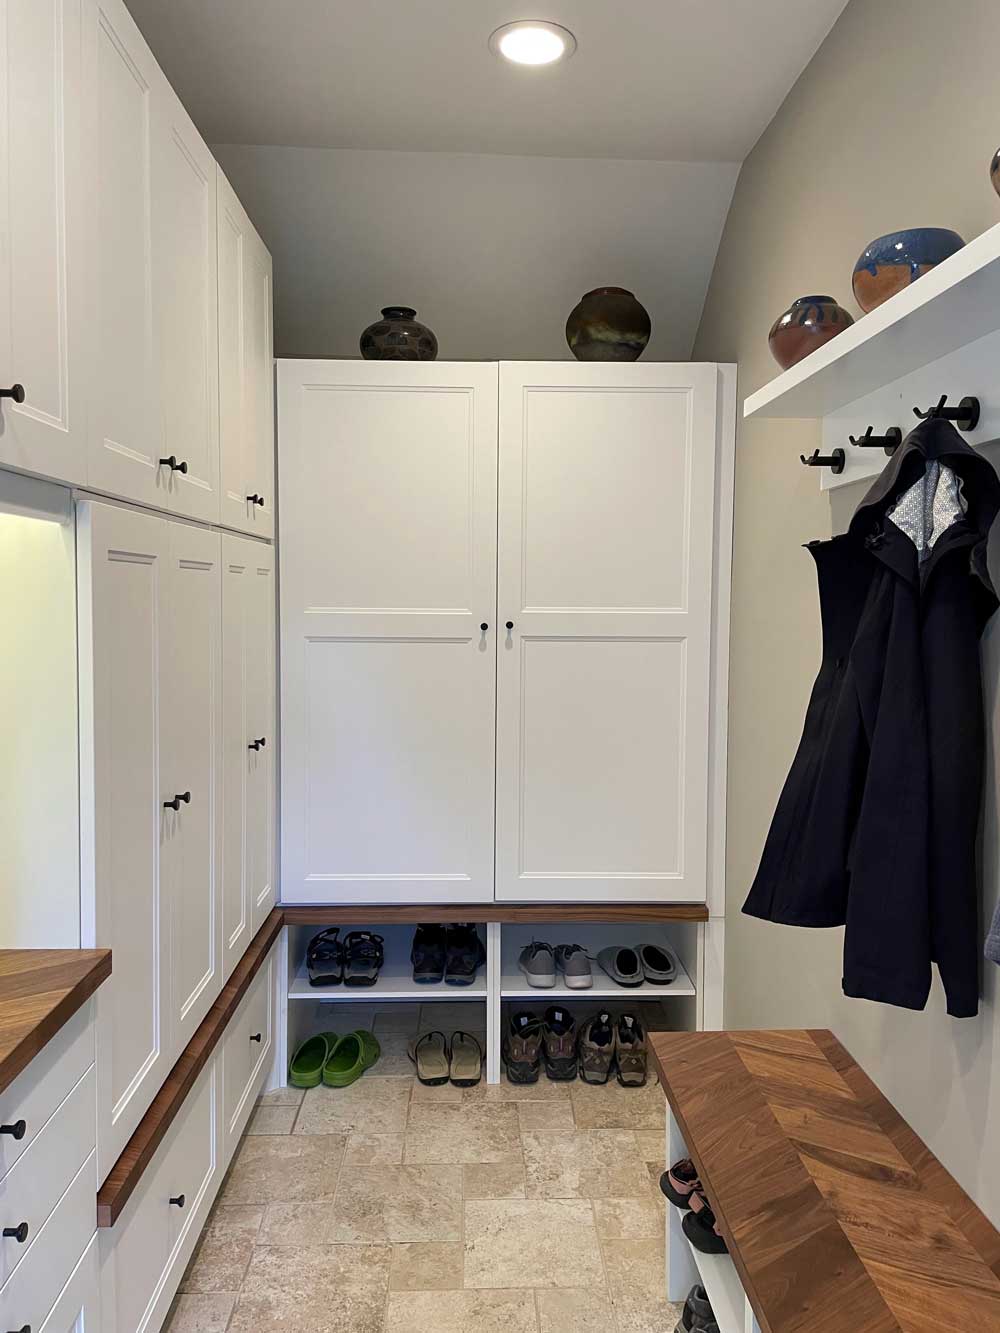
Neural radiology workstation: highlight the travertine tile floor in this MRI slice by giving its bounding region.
[163,1003,681,1333]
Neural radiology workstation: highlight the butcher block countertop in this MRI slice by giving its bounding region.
[0,948,111,1095]
[650,1028,1000,1333]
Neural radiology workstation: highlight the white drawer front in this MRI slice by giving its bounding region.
[104,1058,218,1333]
[221,953,273,1160]
[0,1004,94,1180]
[0,1152,96,1333]
[39,1233,100,1333]
[0,1065,95,1287]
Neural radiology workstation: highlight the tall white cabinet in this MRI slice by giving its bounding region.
[279,359,734,906]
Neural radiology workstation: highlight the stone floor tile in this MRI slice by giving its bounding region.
[386,1288,538,1333]
[344,1130,405,1164]
[218,1133,345,1205]
[464,1076,571,1104]
[522,1130,651,1199]
[592,1195,662,1240]
[409,1078,463,1105]
[537,1287,617,1333]
[517,1100,576,1133]
[389,1240,465,1291]
[229,1244,389,1333]
[372,1004,422,1034]
[258,1087,305,1108]
[570,1080,665,1131]
[246,1105,298,1135]
[464,1199,603,1289]
[404,1101,521,1164]
[179,1205,263,1294]
[295,1078,412,1134]
[463,1162,527,1200]
[601,1237,683,1333]
[367,1032,419,1077]
[631,1130,666,1164]
[162,1293,236,1333]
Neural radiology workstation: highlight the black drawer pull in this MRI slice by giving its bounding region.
[159,455,189,474]
[163,791,191,811]
[0,1122,26,1140]
[2,1223,28,1244]
[250,1032,262,1043]
[248,737,266,751]
[0,384,25,403]
[246,493,264,507]
[169,1194,185,1208]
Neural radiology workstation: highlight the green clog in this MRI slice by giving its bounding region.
[353,1028,381,1071]
[289,1031,337,1088]
[322,1029,380,1087]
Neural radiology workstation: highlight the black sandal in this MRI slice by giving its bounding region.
[343,931,385,987]
[307,928,344,987]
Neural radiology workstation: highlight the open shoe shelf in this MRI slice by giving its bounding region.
[499,922,695,1000]
[287,922,488,1002]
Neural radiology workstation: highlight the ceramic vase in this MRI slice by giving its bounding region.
[767,295,854,370]
[565,287,651,361]
[852,229,964,313]
[360,307,438,360]
[990,147,1000,198]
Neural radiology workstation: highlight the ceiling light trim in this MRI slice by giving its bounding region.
[488,19,578,66]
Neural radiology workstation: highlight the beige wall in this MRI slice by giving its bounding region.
[693,0,1000,1221]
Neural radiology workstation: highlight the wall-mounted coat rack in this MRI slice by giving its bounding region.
[849,425,902,455]
[913,394,980,431]
[801,448,845,474]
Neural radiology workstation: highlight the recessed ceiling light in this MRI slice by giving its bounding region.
[489,20,577,66]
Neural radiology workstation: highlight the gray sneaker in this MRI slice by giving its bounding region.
[554,943,593,988]
[518,940,556,988]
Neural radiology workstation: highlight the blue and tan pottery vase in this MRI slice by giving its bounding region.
[767,295,854,371]
[852,229,964,313]
[360,306,438,360]
[565,287,651,361]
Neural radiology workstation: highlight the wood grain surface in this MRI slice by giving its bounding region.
[0,948,111,1095]
[96,908,283,1227]
[650,1028,1000,1332]
[282,903,709,925]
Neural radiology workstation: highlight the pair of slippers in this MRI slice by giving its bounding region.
[597,943,677,987]
[289,1029,380,1089]
[408,1030,482,1087]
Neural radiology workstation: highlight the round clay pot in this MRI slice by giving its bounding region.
[767,295,854,370]
[565,287,651,361]
[990,147,1000,198]
[851,228,964,313]
[360,307,438,360]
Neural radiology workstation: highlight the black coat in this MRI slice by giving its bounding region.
[743,418,1000,1017]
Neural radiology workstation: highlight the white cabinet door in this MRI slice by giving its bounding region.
[496,363,720,902]
[247,542,276,932]
[279,360,498,904]
[221,534,274,973]
[218,168,274,538]
[82,0,162,508]
[0,0,87,485]
[152,85,219,523]
[78,500,170,1182]
[39,1234,100,1333]
[161,522,222,1054]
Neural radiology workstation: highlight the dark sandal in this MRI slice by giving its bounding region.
[307,928,343,987]
[343,931,384,987]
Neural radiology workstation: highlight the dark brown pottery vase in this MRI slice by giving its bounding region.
[767,295,854,370]
[990,146,1000,198]
[360,307,438,360]
[565,287,651,361]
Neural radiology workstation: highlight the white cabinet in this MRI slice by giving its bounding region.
[151,85,219,523]
[218,168,275,538]
[221,950,273,1158]
[278,359,732,904]
[0,0,87,485]
[40,1235,101,1333]
[161,523,222,1051]
[221,534,275,978]
[496,362,720,902]
[278,360,500,905]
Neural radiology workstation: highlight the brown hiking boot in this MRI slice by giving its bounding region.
[542,1006,578,1080]
[616,1014,647,1087]
[503,1011,542,1083]
[578,1011,616,1085]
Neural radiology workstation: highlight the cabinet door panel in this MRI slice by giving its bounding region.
[83,0,162,507]
[221,536,250,977]
[279,360,497,904]
[248,544,275,931]
[496,363,719,902]
[79,500,169,1181]
[162,522,222,1053]
[0,0,86,485]
[153,87,218,522]
[39,1234,100,1333]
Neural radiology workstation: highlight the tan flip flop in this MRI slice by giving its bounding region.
[449,1031,483,1087]
[409,1031,450,1086]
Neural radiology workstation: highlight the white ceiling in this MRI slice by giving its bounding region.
[124,0,849,162]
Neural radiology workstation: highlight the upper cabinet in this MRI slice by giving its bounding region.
[0,0,272,525]
[0,0,88,484]
[218,170,275,538]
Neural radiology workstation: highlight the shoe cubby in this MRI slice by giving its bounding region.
[287,922,489,1001]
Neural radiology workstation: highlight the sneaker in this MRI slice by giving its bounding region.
[682,1195,728,1255]
[578,1010,615,1084]
[554,944,593,989]
[445,923,486,986]
[660,1157,701,1209]
[615,1013,647,1086]
[503,1011,542,1083]
[677,1283,715,1333]
[518,940,556,988]
[411,924,446,984]
[542,1005,577,1080]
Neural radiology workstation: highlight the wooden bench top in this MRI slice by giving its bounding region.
[649,1028,1000,1333]
[0,948,111,1095]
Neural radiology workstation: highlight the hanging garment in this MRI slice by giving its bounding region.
[743,417,1000,1017]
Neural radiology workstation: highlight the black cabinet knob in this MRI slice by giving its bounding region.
[250,1032,262,1043]
[7,1324,30,1333]
[246,493,264,507]
[0,1122,26,1140]
[480,622,489,632]
[159,455,189,474]
[505,621,514,630]
[0,384,25,403]
[163,791,191,811]
[248,737,267,752]
[2,1223,28,1244]
[169,1194,185,1208]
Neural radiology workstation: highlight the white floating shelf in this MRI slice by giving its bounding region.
[288,961,486,1002]
[744,220,1000,421]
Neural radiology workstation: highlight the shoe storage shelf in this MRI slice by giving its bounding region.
[651,1029,1000,1333]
